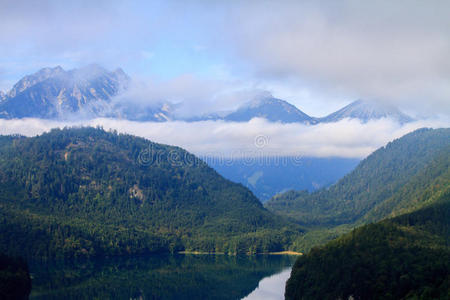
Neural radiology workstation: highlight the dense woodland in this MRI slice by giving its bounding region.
[286,197,450,300]
[266,128,450,251]
[0,127,302,260]
[281,128,450,299]
[1,126,449,299]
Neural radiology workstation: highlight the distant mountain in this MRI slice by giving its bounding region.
[208,157,359,201]
[0,66,415,124]
[188,97,317,124]
[0,127,301,260]
[0,65,179,122]
[320,99,414,123]
[0,65,129,119]
[224,97,317,124]
[112,101,174,122]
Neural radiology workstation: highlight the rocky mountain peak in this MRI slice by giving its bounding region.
[7,66,66,98]
[225,95,316,124]
[0,65,131,119]
[320,99,414,124]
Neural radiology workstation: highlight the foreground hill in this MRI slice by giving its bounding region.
[286,195,450,300]
[281,128,450,298]
[0,127,301,259]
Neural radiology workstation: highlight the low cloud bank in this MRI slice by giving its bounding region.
[0,117,448,159]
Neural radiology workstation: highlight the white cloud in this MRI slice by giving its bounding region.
[112,74,267,118]
[1,1,450,117]
[0,117,448,159]
[214,0,450,116]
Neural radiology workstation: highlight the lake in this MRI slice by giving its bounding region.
[29,254,296,299]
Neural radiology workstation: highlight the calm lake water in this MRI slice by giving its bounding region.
[29,254,296,300]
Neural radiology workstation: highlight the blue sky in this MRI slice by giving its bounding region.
[1,0,450,117]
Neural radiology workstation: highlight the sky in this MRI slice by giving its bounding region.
[1,0,450,117]
[0,0,449,159]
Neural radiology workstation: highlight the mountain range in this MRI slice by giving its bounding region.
[0,65,414,124]
[0,65,173,122]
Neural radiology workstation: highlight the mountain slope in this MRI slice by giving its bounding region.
[0,127,301,259]
[190,96,316,124]
[0,65,129,119]
[266,128,450,226]
[282,128,450,299]
[320,99,414,123]
[224,97,317,124]
[1,66,416,125]
[286,195,450,300]
[208,157,359,201]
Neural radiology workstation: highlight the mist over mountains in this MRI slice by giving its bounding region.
[0,65,416,125]
[0,65,128,119]
[1,65,446,201]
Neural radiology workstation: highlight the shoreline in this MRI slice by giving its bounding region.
[178,250,303,256]
[264,251,303,255]
[178,251,225,255]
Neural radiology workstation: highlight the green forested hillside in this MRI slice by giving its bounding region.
[266,128,450,226]
[0,127,301,259]
[285,195,450,300]
[283,128,450,299]
[265,128,449,251]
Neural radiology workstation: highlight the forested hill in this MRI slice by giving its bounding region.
[266,128,450,226]
[0,127,301,260]
[285,194,450,300]
[283,128,450,298]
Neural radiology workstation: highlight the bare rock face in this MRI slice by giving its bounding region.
[0,65,414,124]
[0,64,130,119]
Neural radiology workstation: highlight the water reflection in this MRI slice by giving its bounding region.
[29,254,295,300]
[242,267,291,300]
